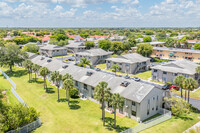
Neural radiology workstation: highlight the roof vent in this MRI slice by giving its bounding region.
[62,65,68,69]
[41,57,45,60]
[47,59,52,62]
[86,71,93,76]
[121,81,130,87]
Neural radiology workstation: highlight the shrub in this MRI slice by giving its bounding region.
[166,82,172,86]
[70,88,79,98]
[65,59,68,62]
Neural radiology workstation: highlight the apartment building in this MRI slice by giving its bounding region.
[29,53,168,122]
[106,53,150,74]
[151,60,200,84]
[75,48,113,66]
[132,47,200,63]
[39,45,67,57]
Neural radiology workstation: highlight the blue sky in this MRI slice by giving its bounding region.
[0,0,200,27]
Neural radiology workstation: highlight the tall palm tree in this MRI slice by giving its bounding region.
[94,81,111,126]
[110,93,124,128]
[78,58,91,67]
[51,71,63,101]
[62,73,73,81]
[63,79,74,106]
[183,78,198,103]
[23,60,33,81]
[174,75,186,99]
[110,64,120,76]
[32,64,40,81]
[50,71,57,85]
[39,67,50,91]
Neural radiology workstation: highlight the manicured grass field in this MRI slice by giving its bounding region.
[132,71,152,80]
[0,66,138,133]
[1,66,200,133]
[172,88,200,99]
[141,112,200,133]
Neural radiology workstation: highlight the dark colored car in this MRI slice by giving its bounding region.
[122,75,130,79]
[162,84,171,90]
[132,77,140,82]
[94,68,101,71]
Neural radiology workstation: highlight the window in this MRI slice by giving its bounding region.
[132,101,136,106]
[163,71,167,74]
[84,84,87,90]
[75,81,78,87]
[152,107,154,111]
[156,106,158,111]
[162,77,167,82]
[173,73,178,76]
[154,69,158,72]
[132,111,136,116]
[147,99,150,115]
[185,74,189,78]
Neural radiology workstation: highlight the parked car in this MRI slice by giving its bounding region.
[122,75,130,79]
[162,84,171,90]
[132,77,140,82]
[169,86,179,91]
[94,68,101,71]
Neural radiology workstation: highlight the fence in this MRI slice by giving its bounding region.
[0,68,16,89]
[0,69,41,133]
[6,118,41,133]
[120,109,171,133]
[11,86,26,105]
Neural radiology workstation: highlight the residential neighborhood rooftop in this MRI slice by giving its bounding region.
[29,53,156,103]
[76,48,113,56]
[151,59,199,75]
[106,53,150,64]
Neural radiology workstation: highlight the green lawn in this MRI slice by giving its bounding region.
[141,113,200,133]
[132,71,152,80]
[0,75,19,105]
[172,88,200,100]
[0,66,138,133]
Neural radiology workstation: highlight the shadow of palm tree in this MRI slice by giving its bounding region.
[59,98,67,102]
[69,100,80,110]
[46,88,55,94]
[5,70,28,77]
[104,117,129,132]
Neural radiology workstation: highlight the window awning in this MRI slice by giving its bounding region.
[169,54,173,56]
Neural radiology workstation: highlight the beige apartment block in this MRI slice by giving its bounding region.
[132,47,200,63]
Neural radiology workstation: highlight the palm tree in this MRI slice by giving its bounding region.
[174,75,186,99]
[94,81,111,126]
[62,73,73,81]
[23,60,33,81]
[63,79,74,106]
[39,67,50,91]
[110,93,124,128]
[196,66,200,74]
[32,64,40,81]
[183,78,198,103]
[51,71,63,101]
[110,64,120,76]
[78,58,91,67]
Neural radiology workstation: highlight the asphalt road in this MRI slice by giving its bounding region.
[173,94,200,111]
